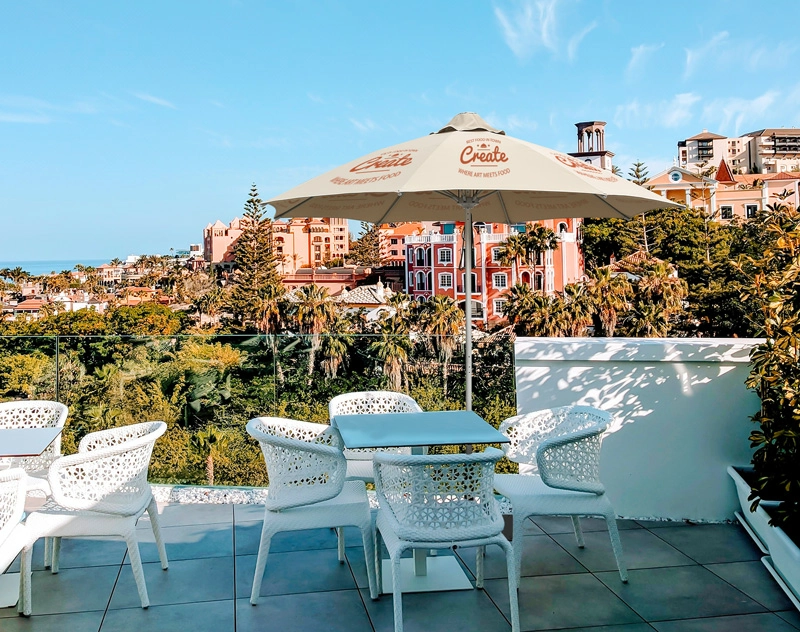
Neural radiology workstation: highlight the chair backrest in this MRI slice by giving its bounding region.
[0,468,27,549]
[0,400,68,472]
[499,406,611,470]
[247,417,346,512]
[48,421,166,515]
[329,391,422,459]
[373,448,505,543]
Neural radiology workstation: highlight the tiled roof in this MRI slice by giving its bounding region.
[335,284,393,305]
[743,128,800,137]
[686,130,726,141]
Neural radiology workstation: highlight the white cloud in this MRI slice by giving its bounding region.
[494,0,559,60]
[567,21,596,61]
[132,92,177,109]
[684,32,729,78]
[350,118,380,133]
[307,93,324,104]
[702,91,780,136]
[626,43,663,79]
[0,111,51,124]
[486,112,538,134]
[614,92,701,129]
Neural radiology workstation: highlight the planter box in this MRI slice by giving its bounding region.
[727,466,780,554]
[728,466,800,610]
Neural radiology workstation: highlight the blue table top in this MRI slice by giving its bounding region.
[331,410,509,449]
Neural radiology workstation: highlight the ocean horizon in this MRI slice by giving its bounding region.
[0,259,112,276]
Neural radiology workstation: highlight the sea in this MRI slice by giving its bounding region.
[0,259,112,276]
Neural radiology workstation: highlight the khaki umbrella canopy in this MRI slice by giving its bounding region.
[269,113,678,409]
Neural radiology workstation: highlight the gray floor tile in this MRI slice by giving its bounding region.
[596,566,766,621]
[361,586,512,632]
[108,556,233,610]
[456,534,587,579]
[650,524,762,564]
[517,517,545,536]
[485,572,643,630]
[26,565,119,615]
[236,548,359,598]
[138,503,233,528]
[238,592,373,632]
[652,612,799,631]
[234,522,361,556]
[552,529,695,573]
[553,626,655,632]
[101,599,234,632]
[636,520,696,529]
[7,537,127,573]
[532,516,642,534]
[126,521,232,564]
[233,503,265,522]
[706,560,796,611]
[0,610,104,631]
[776,610,800,629]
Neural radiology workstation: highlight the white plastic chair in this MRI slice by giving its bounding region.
[18,421,169,615]
[493,406,628,584]
[373,448,520,632]
[0,400,69,495]
[328,391,422,482]
[246,417,378,605]
[0,469,31,610]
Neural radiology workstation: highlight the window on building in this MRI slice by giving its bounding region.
[390,249,398,256]
[534,272,544,291]
[720,206,734,220]
[494,299,507,315]
[746,204,758,219]
[439,273,453,288]
[390,238,398,245]
[491,248,502,262]
[416,271,427,290]
[460,273,479,294]
[439,248,452,264]
[511,224,526,233]
[493,273,508,289]
[442,223,455,235]
[415,248,426,266]
[558,222,568,233]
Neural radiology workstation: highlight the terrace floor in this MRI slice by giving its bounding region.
[2,502,799,632]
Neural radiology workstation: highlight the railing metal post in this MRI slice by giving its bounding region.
[55,335,60,402]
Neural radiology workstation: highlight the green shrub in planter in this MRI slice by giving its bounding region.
[741,198,800,535]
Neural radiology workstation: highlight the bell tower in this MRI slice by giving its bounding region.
[569,121,615,171]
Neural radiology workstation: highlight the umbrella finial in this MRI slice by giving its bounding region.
[436,113,505,135]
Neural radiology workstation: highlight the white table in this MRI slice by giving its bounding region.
[331,410,509,593]
[0,426,62,607]
[0,427,62,458]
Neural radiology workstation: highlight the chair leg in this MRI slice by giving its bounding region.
[604,513,628,583]
[476,545,485,588]
[123,530,149,608]
[250,519,275,605]
[43,537,52,569]
[391,552,404,632]
[50,537,61,574]
[359,521,379,600]
[499,539,521,632]
[18,545,33,617]
[336,527,345,563]
[146,498,169,570]
[375,528,383,595]
[571,516,585,548]
[512,514,525,586]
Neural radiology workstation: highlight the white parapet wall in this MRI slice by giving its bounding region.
[514,337,762,522]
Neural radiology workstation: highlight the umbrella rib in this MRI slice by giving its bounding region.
[594,194,634,219]
[273,197,312,221]
[374,193,404,225]
[496,192,512,225]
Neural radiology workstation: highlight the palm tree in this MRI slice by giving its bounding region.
[291,284,337,375]
[563,283,594,337]
[522,293,569,336]
[636,262,687,318]
[524,225,559,269]
[498,232,528,285]
[418,294,462,396]
[586,268,632,337]
[501,283,538,331]
[625,301,669,337]
[320,313,355,380]
[192,425,230,486]
[369,316,412,391]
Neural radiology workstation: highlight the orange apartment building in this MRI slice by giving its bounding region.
[203,217,349,272]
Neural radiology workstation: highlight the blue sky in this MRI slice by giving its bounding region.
[1,0,798,261]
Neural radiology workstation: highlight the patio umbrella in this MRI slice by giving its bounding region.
[268,112,677,409]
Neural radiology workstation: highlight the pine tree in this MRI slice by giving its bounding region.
[348,222,384,267]
[228,184,285,332]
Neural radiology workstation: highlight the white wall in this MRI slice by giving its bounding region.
[514,337,762,522]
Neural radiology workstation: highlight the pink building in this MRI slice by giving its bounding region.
[203,218,245,264]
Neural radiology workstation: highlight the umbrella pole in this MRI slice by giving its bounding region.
[460,200,476,412]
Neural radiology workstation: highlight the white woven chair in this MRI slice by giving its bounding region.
[493,406,628,584]
[0,400,69,495]
[328,391,422,482]
[246,417,378,605]
[18,421,169,615]
[0,469,31,600]
[374,448,520,632]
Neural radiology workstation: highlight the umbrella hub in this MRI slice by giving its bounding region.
[436,112,505,135]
